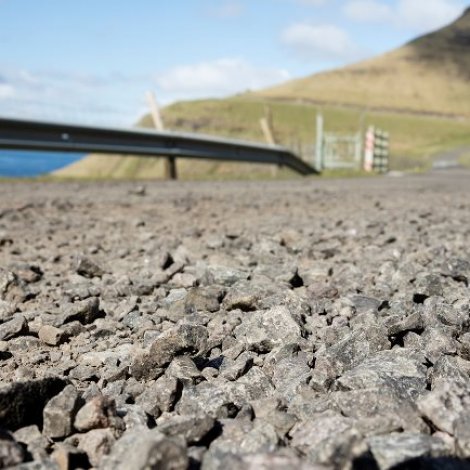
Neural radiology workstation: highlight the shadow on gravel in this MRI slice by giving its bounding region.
[391,457,470,470]
[353,455,470,470]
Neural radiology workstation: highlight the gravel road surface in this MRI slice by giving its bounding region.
[0,170,470,469]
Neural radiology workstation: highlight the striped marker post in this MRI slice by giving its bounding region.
[364,126,375,172]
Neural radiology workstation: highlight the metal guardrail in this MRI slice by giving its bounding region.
[0,118,318,176]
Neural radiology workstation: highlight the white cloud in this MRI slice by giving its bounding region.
[0,60,290,125]
[396,0,464,32]
[210,1,244,18]
[155,59,291,101]
[0,67,150,126]
[0,83,14,99]
[343,0,393,22]
[295,0,327,5]
[343,0,464,32]
[280,23,362,61]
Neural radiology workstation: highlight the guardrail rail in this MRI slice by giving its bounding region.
[0,118,319,177]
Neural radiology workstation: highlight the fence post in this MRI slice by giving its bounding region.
[260,105,279,177]
[354,133,362,166]
[363,126,375,172]
[315,112,324,171]
[146,91,177,180]
[260,118,275,146]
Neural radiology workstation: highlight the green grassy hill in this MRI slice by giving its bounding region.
[55,9,470,179]
[157,98,470,168]
[55,97,470,178]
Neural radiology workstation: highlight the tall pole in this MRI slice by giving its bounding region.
[146,91,164,132]
[364,126,375,172]
[260,118,275,146]
[146,91,177,180]
[315,112,324,171]
[260,105,278,177]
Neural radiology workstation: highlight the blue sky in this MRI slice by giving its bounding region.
[0,0,467,126]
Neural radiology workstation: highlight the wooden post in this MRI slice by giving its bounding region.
[260,117,275,146]
[146,91,177,180]
[146,91,164,132]
[260,106,278,177]
[315,112,324,171]
[354,133,362,166]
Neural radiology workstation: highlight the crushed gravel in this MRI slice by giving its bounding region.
[0,170,470,469]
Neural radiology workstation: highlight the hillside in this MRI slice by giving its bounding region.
[55,98,470,178]
[55,9,470,179]
[258,8,470,118]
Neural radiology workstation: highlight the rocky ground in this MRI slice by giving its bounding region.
[0,170,470,469]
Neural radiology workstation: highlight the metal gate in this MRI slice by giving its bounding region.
[314,113,362,171]
[322,133,362,169]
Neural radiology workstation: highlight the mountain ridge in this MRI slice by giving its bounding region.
[256,8,470,118]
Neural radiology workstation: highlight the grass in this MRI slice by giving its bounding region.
[55,97,470,179]
[458,153,470,167]
[159,97,470,170]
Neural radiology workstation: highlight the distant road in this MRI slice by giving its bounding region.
[432,146,470,170]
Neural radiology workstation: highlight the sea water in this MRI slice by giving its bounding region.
[0,150,84,177]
